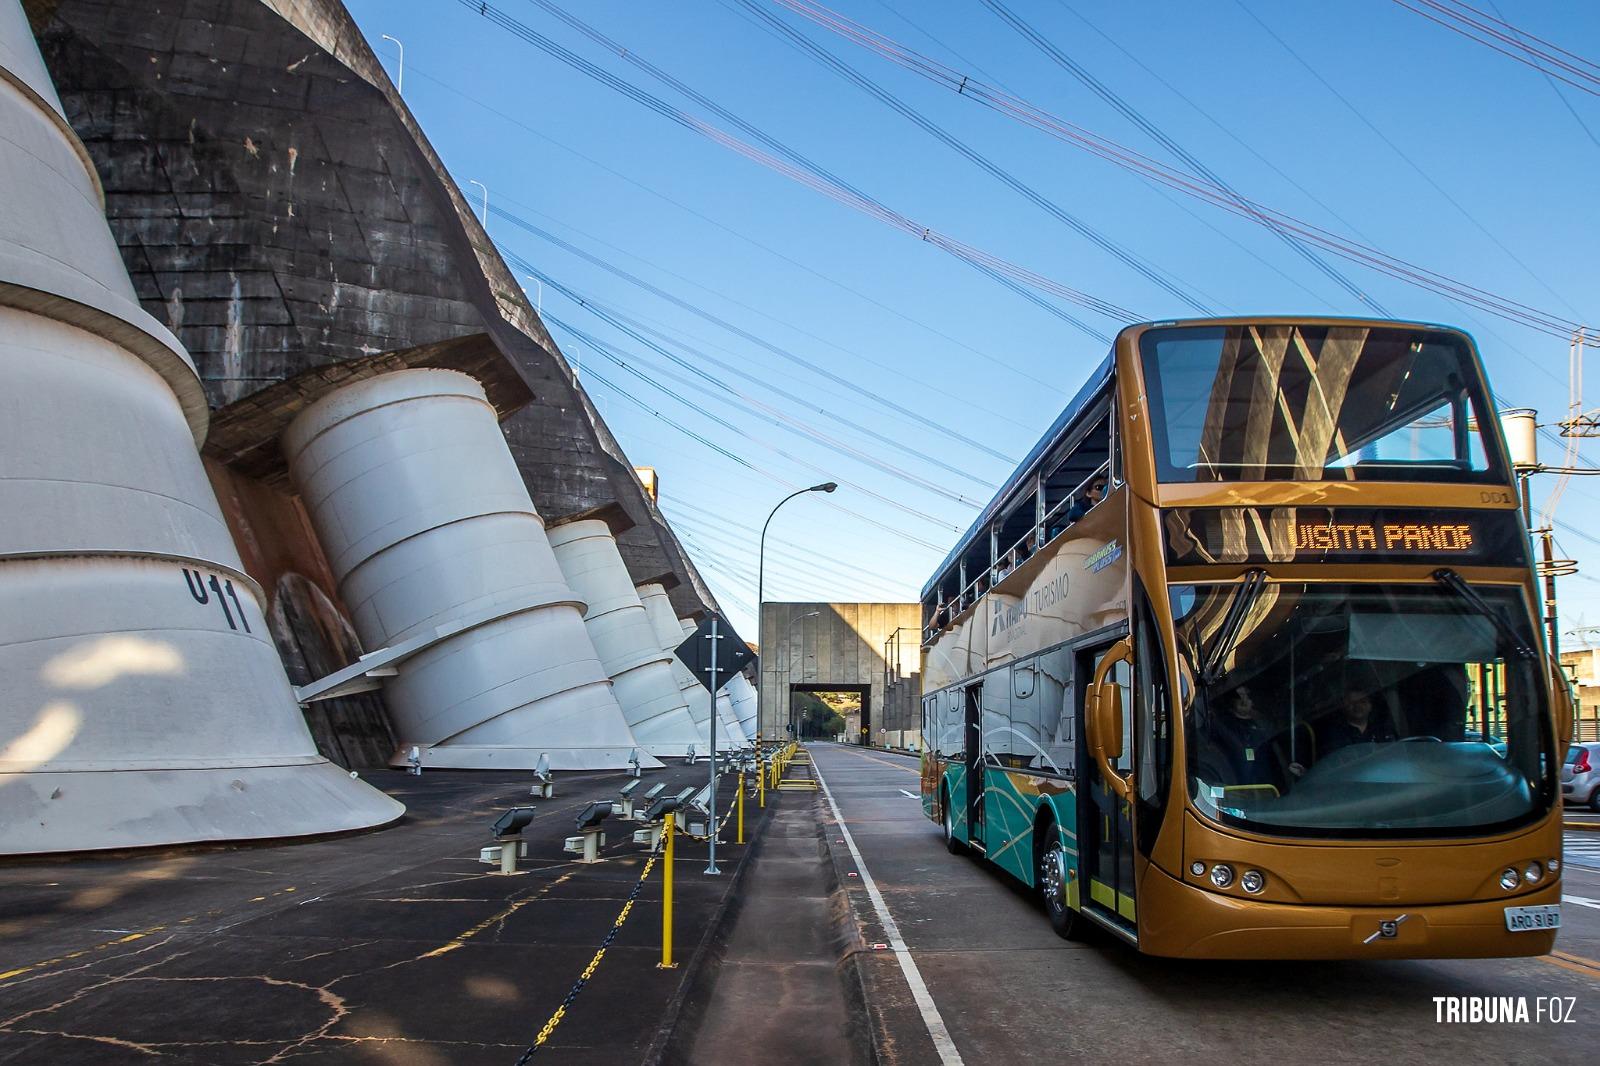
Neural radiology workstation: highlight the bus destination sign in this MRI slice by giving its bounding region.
[1290,519,1474,554]
[1164,507,1525,567]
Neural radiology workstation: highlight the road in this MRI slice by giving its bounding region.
[812,742,1600,1066]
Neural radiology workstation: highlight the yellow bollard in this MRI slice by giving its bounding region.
[737,772,746,843]
[659,816,677,969]
[758,756,766,808]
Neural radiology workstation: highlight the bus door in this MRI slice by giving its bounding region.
[964,682,984,848]
[1079,637,1136,937]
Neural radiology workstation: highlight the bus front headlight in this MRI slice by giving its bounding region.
[1240,870,1266,894]
[1499,867,1521,891]
[1209,863,1234,889]
[1524,861,1544,884]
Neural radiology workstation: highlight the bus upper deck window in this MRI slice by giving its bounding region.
[1138,324,1503,485]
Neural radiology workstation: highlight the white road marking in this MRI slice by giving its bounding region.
[1563,833,1600,871]
[1562,895,1600,910]
[899,789,919,799]
[816,748,965,1066]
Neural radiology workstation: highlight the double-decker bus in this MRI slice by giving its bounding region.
[918,317,1572,959]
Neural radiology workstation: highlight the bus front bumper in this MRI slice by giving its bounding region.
[1137,866,1562,960]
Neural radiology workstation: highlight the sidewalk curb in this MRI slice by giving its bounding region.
[816,755,940,1066]
[643,787,779,1066]
[814,792,881,1066]
[1564,821,1600,832]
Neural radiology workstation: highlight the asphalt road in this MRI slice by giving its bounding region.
[813,742,1600,1066]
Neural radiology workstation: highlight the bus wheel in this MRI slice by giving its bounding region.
[1037,824,1086,940]
[942,792,964,855]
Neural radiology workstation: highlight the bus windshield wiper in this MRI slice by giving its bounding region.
[1431,569,1535,660]
[1201,569,1268,685]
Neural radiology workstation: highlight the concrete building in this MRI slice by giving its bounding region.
[2,0,726,848]
[1561,646,1600,742]
[759,602,922,748]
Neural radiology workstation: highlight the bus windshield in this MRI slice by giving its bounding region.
[1172,582,1552,837]
[1140,323,1501,483]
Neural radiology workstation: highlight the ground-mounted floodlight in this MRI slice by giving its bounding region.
[564,801,613,864]
[684,743,697,766]
[628,747,642,779]
[634,795,684,849]
[613,778,643,819]
[406,745,422,776]
[491,806,537,838]
[481,805,537,874]
[643,795,683,823]
[679,802,711,839]
[531,751,555,799]
[633,781,667,821]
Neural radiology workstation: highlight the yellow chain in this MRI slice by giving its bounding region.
[524,789,737,1052]
[525,851,661,1051]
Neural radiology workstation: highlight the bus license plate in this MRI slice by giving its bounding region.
[1504,905,1561,932]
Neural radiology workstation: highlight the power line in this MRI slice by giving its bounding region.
[667,508,913,599]
[566,292,996,489]
[1390,0,1600,97]
[492,202,1020,467]
[541,304,981,515]
[765,0,1593,339]
[665,496,927,588]
[976,0,1387,316]
[544,309,968,531]
[726,0,1216,315]
[1235,0,1590,324]
[519,0,1128,343]
[405,63,1064,423]
[578,360,949,551]
[453,0,1139,348]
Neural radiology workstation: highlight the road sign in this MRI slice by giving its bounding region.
[674,613,753,694]
[675,611,753,877]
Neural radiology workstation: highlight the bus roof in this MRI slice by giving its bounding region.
[921,352,1113,601]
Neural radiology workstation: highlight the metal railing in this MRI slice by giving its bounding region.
[924,461,1112,643]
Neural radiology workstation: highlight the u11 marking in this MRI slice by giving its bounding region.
[183,568,252,633]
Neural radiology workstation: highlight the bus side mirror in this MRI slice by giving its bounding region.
[1098,683,1124,761]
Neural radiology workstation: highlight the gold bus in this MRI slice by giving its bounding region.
[918,317,1571,959]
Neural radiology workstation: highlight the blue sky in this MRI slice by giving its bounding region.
[346,0,1600,643]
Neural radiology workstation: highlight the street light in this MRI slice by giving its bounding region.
[467,179,488,228]
[380,34,403,94]
[756,483,836,743]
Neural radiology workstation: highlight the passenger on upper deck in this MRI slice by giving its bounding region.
[1066,474,1108,523]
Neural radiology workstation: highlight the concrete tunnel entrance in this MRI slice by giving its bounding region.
[758,602,921,749]
[789,683,870,742]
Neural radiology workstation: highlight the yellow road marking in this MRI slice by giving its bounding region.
[841,747,919,775]
[421,871,576,959]
[0,884,299,986]
[1547,949,1600,976]
[1541,954,1600,981]
[0,930,157,985]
